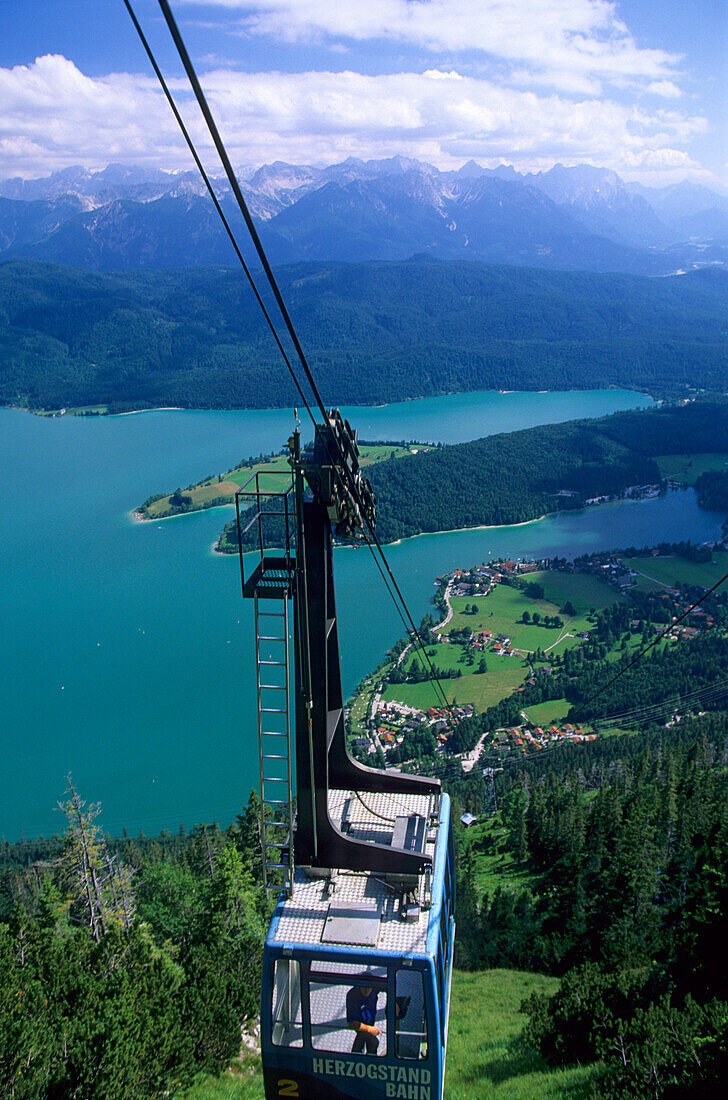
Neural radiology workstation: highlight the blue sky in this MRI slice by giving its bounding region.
[0,0,725,186]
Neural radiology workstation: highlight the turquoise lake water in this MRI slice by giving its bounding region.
[2,387,722,841]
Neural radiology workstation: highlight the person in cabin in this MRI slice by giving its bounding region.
[346,983,381,1054]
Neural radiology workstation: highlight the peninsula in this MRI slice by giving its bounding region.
[134,441,429,521]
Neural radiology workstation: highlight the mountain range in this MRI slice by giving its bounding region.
[1,158,727,276]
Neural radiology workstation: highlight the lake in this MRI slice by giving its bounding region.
[1,387,722,841]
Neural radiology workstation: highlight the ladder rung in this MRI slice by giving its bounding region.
[255,601,292,892]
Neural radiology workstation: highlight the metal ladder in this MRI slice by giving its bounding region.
[254,593,294,895]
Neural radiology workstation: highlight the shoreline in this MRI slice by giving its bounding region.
[157,483,670,551]
[113,406,184,417]
[5,386,657,422]
[131,501,235,524]
[212,511,550,558]
[388,513,548,546]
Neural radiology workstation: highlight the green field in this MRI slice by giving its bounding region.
[655,452,728,484]
[143,454,292,518]
[521,697,571,728]
[447,587,591,656]
[622,550,728,593]
[381,661,529,712]
[527,570,623,615]
[358,443,429,464]
[179,969,599,1100]
[381,574,609,714]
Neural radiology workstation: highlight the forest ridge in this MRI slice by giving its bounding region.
[1,258,726,412]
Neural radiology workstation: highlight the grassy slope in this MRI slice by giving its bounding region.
[527,570,624,615]
[622,549,728,593]
[382,662,529,712]
[381,576,620,714]
[179,970,599,1100]
[521,697,571,728]
[655,453,728,484]
[445,970,600,1100]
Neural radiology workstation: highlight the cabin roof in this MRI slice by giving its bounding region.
[268,788,441,955]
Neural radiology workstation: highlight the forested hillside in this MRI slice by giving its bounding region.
[221,398,728,551]
[365,397,728,541]
[366,420,660,541]
[0,786,268,1098]
[4,715,727,1098]
[1,258,726,411]
[453,715,728,1097]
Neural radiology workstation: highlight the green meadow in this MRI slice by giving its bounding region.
[521,697,571,728]
[445,587,590,656]
[527,570,623,615]
[444,969,600,1100]
[381,660,529,712]
[622,550,728,594]
[381,571,620,714]
[655,452,728,484]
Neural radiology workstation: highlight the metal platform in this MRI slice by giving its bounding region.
[270,788,438,954]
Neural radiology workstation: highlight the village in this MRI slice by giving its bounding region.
[346,537,728,774]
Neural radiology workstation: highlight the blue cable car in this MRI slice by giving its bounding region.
[238,411,455,1100]
[261,788,455,1100]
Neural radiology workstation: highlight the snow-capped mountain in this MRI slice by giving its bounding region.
[0,158,726,272]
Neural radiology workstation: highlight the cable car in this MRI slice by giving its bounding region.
[237,410,455,1100]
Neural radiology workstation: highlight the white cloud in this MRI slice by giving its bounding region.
[0,55,197,176]
[184,0,681,94]
[0,55,710,185]
[647,80,683,99]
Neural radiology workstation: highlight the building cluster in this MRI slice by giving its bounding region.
[584,483,662,506]
[463,630,518,656]
[366,698,476,755]
[492,723,598,754]
[550,551,637,590]
[439,559,541,598]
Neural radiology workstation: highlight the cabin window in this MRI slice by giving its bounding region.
[272,959,303,1047]
[443,854,452,920]
[440,901,449,960]
[309,979,387,1056]
[395,970,428,1060]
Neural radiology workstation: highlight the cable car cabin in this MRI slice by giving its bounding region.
[261,788,455,1100]
[238,412,455,1100]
